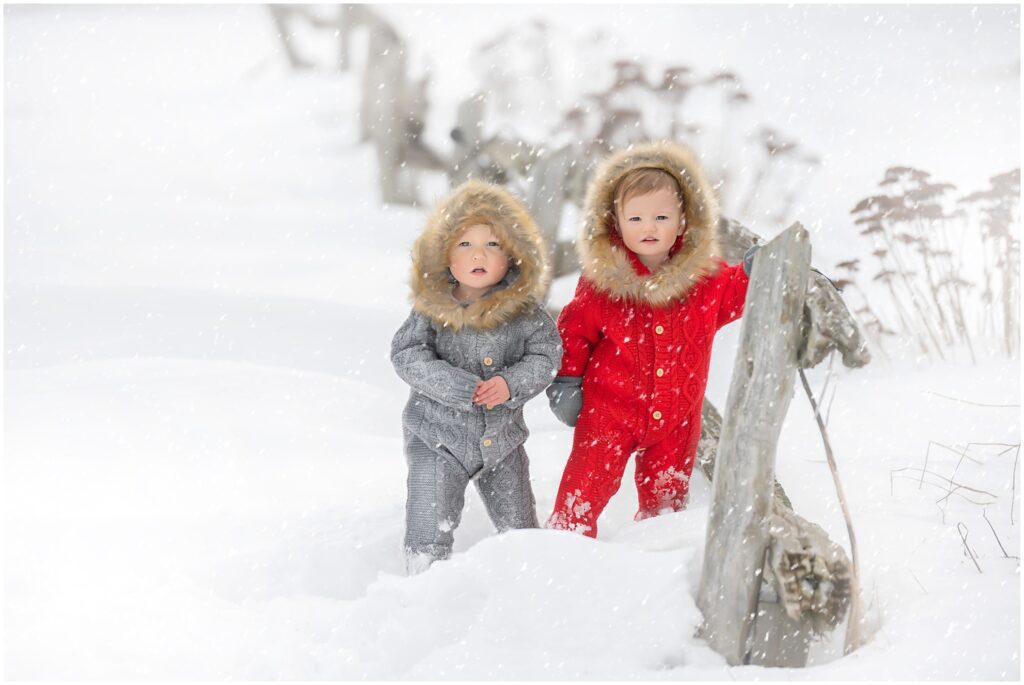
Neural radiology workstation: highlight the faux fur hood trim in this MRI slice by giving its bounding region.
[409,180,549,331]
[579,141,722,306]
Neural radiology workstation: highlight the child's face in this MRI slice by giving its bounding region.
[615,187,686,266]
[447,223,510,291]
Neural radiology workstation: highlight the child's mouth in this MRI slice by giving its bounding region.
[471,267,487,274]
[641,237,658,243]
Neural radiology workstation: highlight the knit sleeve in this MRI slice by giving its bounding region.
[390,311,480,410]
[499,307,564,410]
[715,260,750,330]
[556,278,604,377]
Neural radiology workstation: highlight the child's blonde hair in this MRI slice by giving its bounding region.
[613,167,684,211]
[454,213,494,237]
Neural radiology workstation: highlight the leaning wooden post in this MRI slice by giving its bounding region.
[696,222,811,665]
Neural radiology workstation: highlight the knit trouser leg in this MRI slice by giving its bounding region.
[475,446,540,532]
[547,412,636,538]
[634,423,697,520]
[404,430,471,567]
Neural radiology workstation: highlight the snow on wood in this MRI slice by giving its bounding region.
[696,222,813,665]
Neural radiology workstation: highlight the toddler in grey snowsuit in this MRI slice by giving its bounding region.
[391,180,563,574]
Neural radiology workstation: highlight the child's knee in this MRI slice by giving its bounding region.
[493,505,540,532]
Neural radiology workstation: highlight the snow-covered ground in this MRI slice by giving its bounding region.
[4,4,1020,680]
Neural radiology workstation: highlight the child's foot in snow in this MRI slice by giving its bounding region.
[404,550,437,576]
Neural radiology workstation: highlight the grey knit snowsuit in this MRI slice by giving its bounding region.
[391,180,563,569]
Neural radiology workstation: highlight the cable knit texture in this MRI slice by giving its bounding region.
[548,141,750,538]
[392,180,563,567]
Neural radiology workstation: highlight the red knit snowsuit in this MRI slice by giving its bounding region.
[548,242,750,537]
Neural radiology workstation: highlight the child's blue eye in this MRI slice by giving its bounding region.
[487,241,501,248]
[458,241,471,247]
[656,216,669,221]
[628,217,641,222]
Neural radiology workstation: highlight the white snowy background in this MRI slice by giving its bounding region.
[4,4,1020,680]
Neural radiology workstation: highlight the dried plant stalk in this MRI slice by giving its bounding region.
[798,367,863,655]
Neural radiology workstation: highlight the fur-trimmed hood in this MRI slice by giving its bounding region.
[409,180,549,331]
[578,141,722,306]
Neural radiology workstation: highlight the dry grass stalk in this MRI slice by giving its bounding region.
[981,508,1019,560]
[797,367,863,655]
[957,522,983,573]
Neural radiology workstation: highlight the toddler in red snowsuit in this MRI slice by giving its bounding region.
[546,141,757,537]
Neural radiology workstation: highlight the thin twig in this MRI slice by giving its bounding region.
[907,569,928,595]
[981,508,1019,560]
[890,468,997,499]
[922,391,1020,408]
[919,440,984,487]
[935,485,998,507]
[943,443,975,515]
[798,367,862,655]
[942,442,1018,516]
[925,440,978,483]
[969,443,1024,526]
[920,441,984,490]
[963,442,1021,456]
[825,379,839,429]
[918,441,1020,525]
[817,351,834,404]
[956,523,983,573]
[920,442,933,489]
[1012,444,1019,526]
[962,442,1018,461]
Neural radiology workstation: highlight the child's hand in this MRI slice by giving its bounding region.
[473,376,510,409]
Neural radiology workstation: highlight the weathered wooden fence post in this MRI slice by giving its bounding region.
[696,222,812,665]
